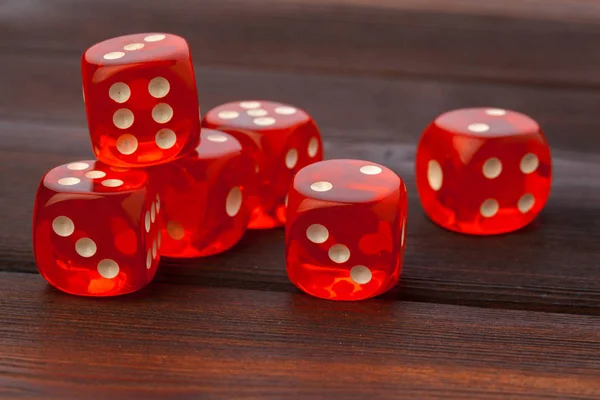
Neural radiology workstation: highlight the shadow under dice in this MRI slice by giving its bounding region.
[202,100,323,229]
[151,129,256,258]
[416,108,552,235]
[286,159,407,301]
[33,161,162,296]
[82,33,200,167]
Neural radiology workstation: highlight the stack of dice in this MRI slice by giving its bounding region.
[33,33,552,301]
[32,33,324,297]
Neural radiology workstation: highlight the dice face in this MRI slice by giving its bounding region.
[416,108,552,235]
[286,159,407,301]
[33,161,161,296]
[202,101,323,229]
[82,33,200,167]
[150,129,255,258]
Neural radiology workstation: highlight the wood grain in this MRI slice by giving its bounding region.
[0,55,599,314]
[1,272,599,400]
[1,0,600,398]
[3,53,600,153]
[3,0,600,86]
[2,124,599,314]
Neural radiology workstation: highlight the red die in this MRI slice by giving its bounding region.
[286,159,407,301]
[82,33,200,167]
[33,161,161,296]
[150,129,255,258]
[203,100,323,229]
[416,108,552,235]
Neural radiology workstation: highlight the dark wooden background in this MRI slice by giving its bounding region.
[1,0,599,398]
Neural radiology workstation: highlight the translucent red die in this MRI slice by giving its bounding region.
[202,100,323,229]
[82,33,200,167]
[150,129,255,258]
[286,159,407,301]
[33,161,161,296]
[416,108,552,235]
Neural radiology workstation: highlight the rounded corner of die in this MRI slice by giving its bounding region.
[81,49,92,67]
[171,32,190,46]
[82,43,109,67]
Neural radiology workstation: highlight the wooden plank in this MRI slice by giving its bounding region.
[2,0,600,86]
[2,1,599,397]
[2,128,599,314]
[0,54,599,314]
[278,0,600,21]
[1,272,599,399]
[1,53,600,153]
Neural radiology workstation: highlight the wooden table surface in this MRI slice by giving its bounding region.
[1,0,600,398]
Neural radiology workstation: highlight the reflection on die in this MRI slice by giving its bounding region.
[286,159,407,301]
[416,108,552,235]
[149,129,256,258]
[82,33,200,167]
[33,161,162,296]
[202,100,323,229]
